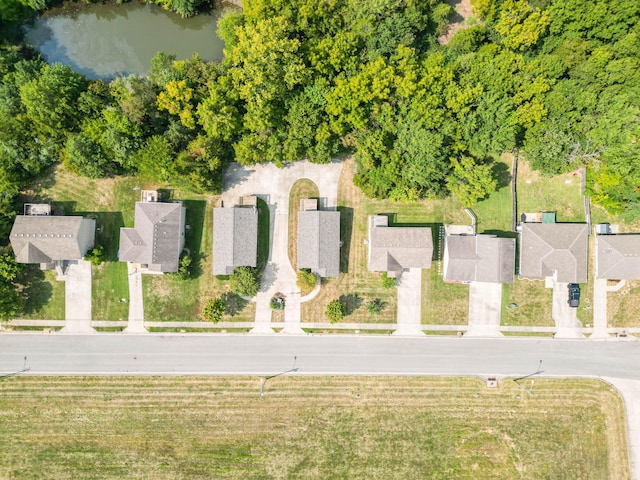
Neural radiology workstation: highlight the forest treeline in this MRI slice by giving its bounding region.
[1,0,640,242]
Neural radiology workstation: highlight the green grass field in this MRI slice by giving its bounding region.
[0,376,628,479]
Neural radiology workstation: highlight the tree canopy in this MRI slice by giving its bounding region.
[0,0,639,231]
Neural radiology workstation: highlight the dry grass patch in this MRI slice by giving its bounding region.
[0,376,628,480]
[608,280,640,328]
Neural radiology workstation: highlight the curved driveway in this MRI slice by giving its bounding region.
[220,160,343,333]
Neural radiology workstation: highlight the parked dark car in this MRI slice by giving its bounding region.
[568,283,580,308]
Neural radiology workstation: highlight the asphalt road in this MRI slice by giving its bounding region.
[1,334,639,379]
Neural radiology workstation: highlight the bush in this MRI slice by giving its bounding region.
[202,297,225,323]
[270,293,285,310]
[177,253,193,280]
[325,299,345,324]
[366,298,385,315]
[84,245,105,266]
[230,266,260,297]
[381,273,396,288]
[297,268,317,290]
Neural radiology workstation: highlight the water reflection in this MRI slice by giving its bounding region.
[24,3,224,79]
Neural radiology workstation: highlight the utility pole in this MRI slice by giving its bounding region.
[1,356,30,379]
[259,356,298,397]
[513,360,543,398]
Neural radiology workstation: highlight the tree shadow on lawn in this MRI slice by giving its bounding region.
[76,211,125,262]
[339,293,363,315]
[492,160,512,190]
[338,206,353,274]
[19,266,54,316]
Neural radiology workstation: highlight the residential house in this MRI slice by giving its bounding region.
[119,192,186,273]
[10,203,95,271]
[213,197,258,276]
[443,230,515,284]
[297,198,340,278]
[367,215,433,277]
[596,230,640,280]
[519,214,588,283]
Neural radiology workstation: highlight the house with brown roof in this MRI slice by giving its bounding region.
[297,199,340,278]
[367,215,433,278]
[10,204,95,271]
[519,220,589,283]
[596,233,640,280]
[443,232,515,284]
[119,195,186,273]
[213,198,258,276]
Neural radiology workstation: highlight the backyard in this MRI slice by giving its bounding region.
[0,376,628,479]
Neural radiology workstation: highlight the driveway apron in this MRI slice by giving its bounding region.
[62,260,94,333]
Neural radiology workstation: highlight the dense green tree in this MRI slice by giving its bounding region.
[446,156,497,206]
[325,299,345,323]
[229,267,260,298]
[202,297,226,323]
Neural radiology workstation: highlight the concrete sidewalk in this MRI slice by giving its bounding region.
[604,377,640,479]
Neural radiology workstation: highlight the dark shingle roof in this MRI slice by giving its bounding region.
[519,223,588,283]
[119,202,186,273]
[368,216,433,276]
[444,234,515,284]
[213,207,258,275]
[10,216,95,263]
[597,234,640,280]
[298,210,340,278]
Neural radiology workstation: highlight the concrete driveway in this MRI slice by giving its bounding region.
[220,160,343,333]
[592,278,608,338]
[125,263,146,333]
[466,282,503,337]
[552,280,584,338]
[394,268,423,336]
[61,260,94,333]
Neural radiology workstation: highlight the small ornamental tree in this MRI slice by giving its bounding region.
[325,299,345,324]
[84,245,105,266]
[270,293,285,310]
[229,266,260,298]
[367,298,384,315]
[202,297,225,323]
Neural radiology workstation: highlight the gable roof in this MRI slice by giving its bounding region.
[213,207,258,275]
[368,216,433,276]
[444,234,515,283]
[298,210,340,278]
[10,216,95,263]
[119,202,186,273]
[519,223,588,283]
[597,234,640,280]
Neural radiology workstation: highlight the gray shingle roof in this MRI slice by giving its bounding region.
[10,216,95,263]
[297,210,340,278]
[444,234,515,284]
[213,207,258,275]
[119,202,186,273]
[519,223,588,283]
[368,216,433,277]
[597,234,640,280]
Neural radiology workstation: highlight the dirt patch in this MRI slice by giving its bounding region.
[438,0,476,45]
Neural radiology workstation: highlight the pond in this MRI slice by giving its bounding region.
[23,2,226,80]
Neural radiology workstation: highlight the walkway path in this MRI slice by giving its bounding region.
[604,377,640,479]
[125,264,146,333]
[61,260,94,333]
[466,282,503,337]
[394,268,424,336]
[220,160,343,334]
